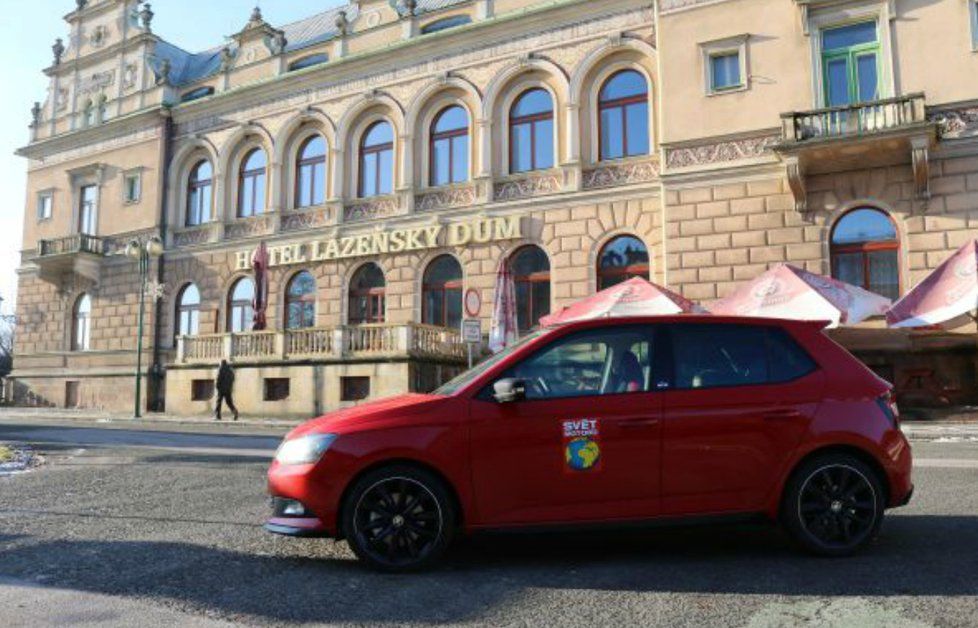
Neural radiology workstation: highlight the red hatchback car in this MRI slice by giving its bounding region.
[266,316,913,571]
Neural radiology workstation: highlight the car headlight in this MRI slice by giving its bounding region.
[274,433,338,466]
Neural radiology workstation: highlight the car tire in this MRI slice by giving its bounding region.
[341,465,456,572]
[782,452,885,557]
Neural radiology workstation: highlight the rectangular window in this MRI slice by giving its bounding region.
[820,21,880,107]
[971,0,978,51]
[78,185,97,235]
[37,193,53,221]
[124,172,141,204]
[710,52,742,92]
[341,376,371,402]
[191,380,214,401]
[264,378,291,402]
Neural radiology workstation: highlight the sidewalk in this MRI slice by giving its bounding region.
[0,406,300,429]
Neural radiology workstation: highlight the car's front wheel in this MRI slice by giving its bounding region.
[342,465,456,572]
[782,453,885,556]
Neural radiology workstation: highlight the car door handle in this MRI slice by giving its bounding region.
[761,409,804,421]
[619,418,661,429]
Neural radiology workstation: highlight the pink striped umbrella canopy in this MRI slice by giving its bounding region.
[887,239,978,328]
[710,264,891,328]
[489,257,518,353]
[251,241,270,331]
[540,277,704,327]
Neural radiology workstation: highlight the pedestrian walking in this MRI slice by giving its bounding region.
[215,359,239,421]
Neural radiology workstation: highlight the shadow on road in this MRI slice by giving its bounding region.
[1,515,976,623]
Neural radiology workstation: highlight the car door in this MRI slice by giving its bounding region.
[467,325,663,527]
[659,323,825,516]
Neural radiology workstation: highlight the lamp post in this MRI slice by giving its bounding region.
[125,236,164,418]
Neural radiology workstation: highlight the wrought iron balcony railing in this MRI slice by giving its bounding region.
[780,93,927,144]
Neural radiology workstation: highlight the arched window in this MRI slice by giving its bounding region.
[422,255,463,329]
[359,121,394,198]
[599,70,650,161]
[510,88,554,173]
[288,54,328,72]
[421,15,472,34]
[186,160,213,226]
[285,271,317,330]
[228,277,255,333]
[430,106,469,187]
[237,148,267,218]
[180,87,214,103]
[348,263,386,325]
[598,235,650,291]
[511,246,551,333]
[176,284,201,338]
[831,207,900,300]
[73,294,92,351]
[295,136,327,208]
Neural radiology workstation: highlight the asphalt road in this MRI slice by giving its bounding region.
[1,418,977,627]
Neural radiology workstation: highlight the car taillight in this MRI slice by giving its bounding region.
[876,392,900,428]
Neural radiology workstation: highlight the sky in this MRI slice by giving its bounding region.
[0,0,346,318]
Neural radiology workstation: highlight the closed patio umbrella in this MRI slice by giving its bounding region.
[251,241,270,331]
[887,239,978,329]
[540,277,704,327]
[710,263,891,328]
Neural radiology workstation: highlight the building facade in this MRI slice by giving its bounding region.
[12,0,978,416]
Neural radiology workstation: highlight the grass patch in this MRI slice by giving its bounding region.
[0,446,13,463]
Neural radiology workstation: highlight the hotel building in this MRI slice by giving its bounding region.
[11,0,978,415]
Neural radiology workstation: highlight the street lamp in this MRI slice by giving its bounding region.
[126,236,164,419]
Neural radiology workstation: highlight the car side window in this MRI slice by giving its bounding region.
[505,327,654,400]
[670,324,815,390]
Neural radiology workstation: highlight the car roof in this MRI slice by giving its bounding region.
[544,315,831,331]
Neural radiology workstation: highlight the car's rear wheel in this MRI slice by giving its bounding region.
[342,465,456,572]
[782,453,885,556]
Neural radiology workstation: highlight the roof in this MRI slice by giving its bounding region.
[154,0,471,88]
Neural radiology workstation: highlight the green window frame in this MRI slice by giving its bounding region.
[821,21,882,107]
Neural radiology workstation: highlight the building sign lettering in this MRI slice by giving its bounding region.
[234,216,523,271]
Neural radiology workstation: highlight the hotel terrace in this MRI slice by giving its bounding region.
[11,0,978,415]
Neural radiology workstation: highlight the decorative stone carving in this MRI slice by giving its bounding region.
[225,216,274,239]
[910,135,931,200]
[281,208,332,232]
[416,185,477,211]
[89,25,108,49]
[220,46,236,73]
[493,172,562,201]
[582,158,660,190]
[344,197,399,222]
[659,0,713,12]
[30,102,42,128]
[122,63,138,91]
[173,226,213,248]
[153,58,171,86]
[52,38,65,66]
[79,70,116,95]
[139,3,154,32]
[665,134,780,169]
[930,107,978,140]
[783,155,807,213]
[335,10,350,36]
[55,88,69,111]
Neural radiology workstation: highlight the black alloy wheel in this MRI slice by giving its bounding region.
[343,466,455,572]
[783,453,885,556]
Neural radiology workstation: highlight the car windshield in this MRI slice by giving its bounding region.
[433,330,548,395]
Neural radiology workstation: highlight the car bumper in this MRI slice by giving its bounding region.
[264,517,332,538]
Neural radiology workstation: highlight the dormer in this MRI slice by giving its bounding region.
[350,0,402,33]
[228,7,288,68]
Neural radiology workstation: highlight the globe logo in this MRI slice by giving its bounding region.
[565,437,601,471]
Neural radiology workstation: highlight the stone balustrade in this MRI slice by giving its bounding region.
[176,323,468,365]
[780,93,928,143]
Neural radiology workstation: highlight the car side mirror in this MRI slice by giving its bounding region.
[493,378,526,404]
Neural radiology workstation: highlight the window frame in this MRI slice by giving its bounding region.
[294,135,327,209]
[358,121,395,199]
[971,0,978,52]
[422,255,464,330]
[285,271,317,330]
[227,277,256,333]
[348,263,387,326]
[420,15,472,35]
[78,184,98,235]
[186,160,213,226]
[820,21,882,106]
[830,207,901,300]
[123,170,142,204]
[597,69,651,161]
[288,54,329,72]
[72,294,92,352]
[37,191,54,222]
[597,235,651,291]
[237,148,267,218]
[508,88,555,174]
[176,283,201,340]
[429,105,470,187]
[510,245,551,334]
[700,35,749,96]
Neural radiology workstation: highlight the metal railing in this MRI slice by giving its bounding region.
[176,323,467,364]
[781,93,927,143]
[37,234,105,257]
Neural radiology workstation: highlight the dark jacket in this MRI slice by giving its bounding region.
[216,364,235,394]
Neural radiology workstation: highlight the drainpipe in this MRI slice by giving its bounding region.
[149,109,174,412]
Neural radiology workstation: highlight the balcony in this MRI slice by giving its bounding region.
[176,323,468,366]
[775,93,938,210]
[34,234,106,284]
